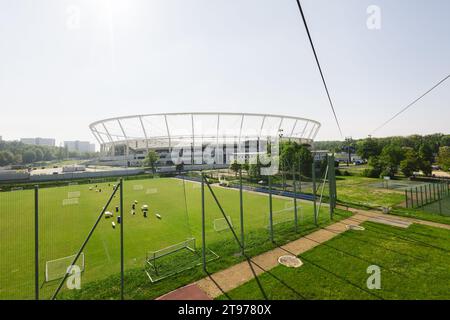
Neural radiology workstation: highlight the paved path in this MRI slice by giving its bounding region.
[157,207,450,300]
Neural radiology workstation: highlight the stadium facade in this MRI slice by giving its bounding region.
[89,113,321,167]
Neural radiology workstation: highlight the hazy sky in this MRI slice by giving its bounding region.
[1,0,449,147]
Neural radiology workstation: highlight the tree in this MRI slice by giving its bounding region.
[43,149,54,161]
[175,162,184,174]
[0,151,14,166]
[356,138,380,160]
[400,149,419,177]
[437,146,450,171]
[22,150,36,164]
[34,148,44,162]
[248,163,261,181]
[418,143,433,164]
[229,160,241,177]
[418,160,432,176]
[441,135,450,147]
[143,150,159,173]
[297,146,313,177]
[363,156,383,178]
[379,144,404,177]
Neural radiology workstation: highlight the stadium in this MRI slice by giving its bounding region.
[89,112,321,167]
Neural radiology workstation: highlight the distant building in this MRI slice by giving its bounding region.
[20,137,55,147]
[64,140,96,153]
[62,164,86,172]
[313,150,330,161]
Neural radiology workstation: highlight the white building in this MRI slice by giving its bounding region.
[64,140,96,153]
[20,137,55,147]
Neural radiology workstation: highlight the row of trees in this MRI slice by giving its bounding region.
[353,134,450,178]
[228,141,316,181]
[0,140,97,166]
[314,134,450,156]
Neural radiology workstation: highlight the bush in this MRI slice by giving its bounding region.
[361,168,381,178]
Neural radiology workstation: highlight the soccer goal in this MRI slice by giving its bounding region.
[268,206,296,227]
[67,191,81,198]
[62,198,79,206]
[146,188,158,194]
[45,253,85,282]
[145,238,197,282]
[213,216,233,232]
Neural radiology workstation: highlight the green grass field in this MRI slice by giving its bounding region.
[218,222,450,300]
[0,177,337,300]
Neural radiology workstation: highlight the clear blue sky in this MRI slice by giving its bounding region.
[1,0,449,146]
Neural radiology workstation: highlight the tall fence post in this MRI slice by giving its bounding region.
[420,186,424,207]
[405,189,408,208]
[328,154,336,219]
[415,187,419,208]
[293,166,298,233]
[201,173,206,272]
[410,188,414,208]
[239,168,244,255]
[424,184,428,205]
[312,161,317,225]
[268,175,274,242]
[119,178,124,300]
[34,185,39,301]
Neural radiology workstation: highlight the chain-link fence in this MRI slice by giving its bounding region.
[405,181,450,215]
[0,156,338,300]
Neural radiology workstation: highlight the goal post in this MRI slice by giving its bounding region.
[45,253,85,282]
[146,238,196,268]
[268,206,296,227]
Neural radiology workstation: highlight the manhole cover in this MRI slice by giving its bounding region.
[278,255,303,268]
[346,224,365,231]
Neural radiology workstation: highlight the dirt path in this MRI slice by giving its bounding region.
[157,207,450,300]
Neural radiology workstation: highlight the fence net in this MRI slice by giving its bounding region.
[0,188,35,300]
[1,160,336,300]
[405,182,450,216]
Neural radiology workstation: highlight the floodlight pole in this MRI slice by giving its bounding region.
[201,173,206,272]
[34,185,39,300]
[239,168,245,255]
[120,178,124,300]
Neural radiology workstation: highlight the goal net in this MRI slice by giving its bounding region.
[146,238,196,264]
[268,200,296,227]
[62,198,79,206]
[213,216,233,232]
[45,253,85,282]
[145,238,202,282]
[67,191,80,198]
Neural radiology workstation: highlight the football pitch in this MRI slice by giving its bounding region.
[0,177,328,300]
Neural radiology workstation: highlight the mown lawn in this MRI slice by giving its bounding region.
[218,222,450,300]
[0,175,352,300]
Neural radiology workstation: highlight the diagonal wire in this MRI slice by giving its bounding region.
[370,74,450,135]
[294,0,343,137]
